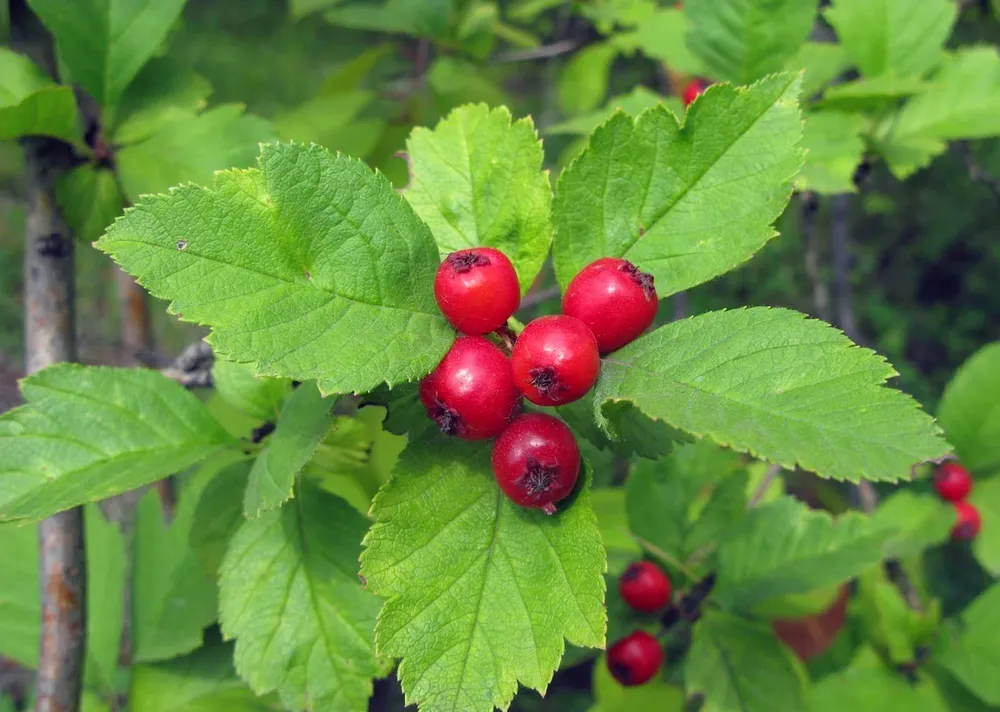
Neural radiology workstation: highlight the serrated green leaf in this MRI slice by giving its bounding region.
[939,585,1000,705]
[98,142,454,396]
[111,58,213,145]
[871,490,954,560]
[970,476,1000,577]
[117,104,273,199]
[685,0,817,84]
[686,611,807,712]
[590,488,641,576]
[27,0,187,110]
[797,110,865,195]
[595,308,950,482]
[938,341,1000,476]
[0,364,234,522]
[612,8,702,75]
[559,43,618,116]
[589,652,685,711]
[55,165,124,243]
[546,87,676,137]
[818,74,933,112]
[0,48,79,143]
[219,482,379,712]
[212,358,290,422]
[405,104,553,293]
[552,74,804,296]
[824,0,956,79]
[362,438,606,712]
[714,497,889,609]
[245,381,333,516]
[190,460,250,580]
[131,642,281,712]
[811,664,942,711]
[786,42,850,98]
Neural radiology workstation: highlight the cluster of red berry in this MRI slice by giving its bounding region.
[607,561,673,686]
[933,462,981,540]
[421,247,658,514]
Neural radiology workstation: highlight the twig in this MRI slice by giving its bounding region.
[661,573,717,630]
[673,291,688,320]
[748,464,783,507]
[160,341,214,389]
[800,192,831,322]
[631,534,700,581]
[492,38,579,64]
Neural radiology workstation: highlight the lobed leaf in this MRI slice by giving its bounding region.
[552,73,804,296]
[594,307,950,482]
[0,364,234,522]
[98,142,455,396]
[937,340,1000,476]
[362,438,606,712]
[0,48,78,143]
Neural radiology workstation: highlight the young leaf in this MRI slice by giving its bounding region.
[110,58,213,145]
[612,8,702,75]
[558,43,618,116]
[405,105,553,292]
[685,0,817,85]
[797,111,865,195]
[595,307,950,482]
[937,341,1000,476]
[824,0,957,78]
[786,42,850,98]
[970,476,1000,577]
[0,48,78,143]
[552,73,804,296]
[211,358,290,422]
[55,165,124,243]
[98,142,455,396]
[362,438,606,712]
[245,381,333,517]
[27,0,187,110]
[937,584,1000,706]
[219,482,380,712]
[686,611,807,712]
[0,364,234,522]
[714,497,889,609]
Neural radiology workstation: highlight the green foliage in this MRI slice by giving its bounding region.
[0,48,79,142]
[938,585,1000,706]
[559,43,618,116]
[212,358,290,421]
[589,488,641,577]
[612,7,701,74]
[787,42,850,98]
[589,653,685,711]
[552,73,804,296]
[970,476,1000,577]
[219,482,380,712]
[98,142,455,396]
[110,57,213,144]
[810,662,940,711]
[55,166,123,243]
[937,341,1000,476]
[0,364,234,522]
[362,438,606,712]
[871,490,955,560]
[798,110,865,194]
[189,460,251,580]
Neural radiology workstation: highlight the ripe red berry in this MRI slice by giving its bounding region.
[510,315,600,406]
[619,561,672,613]
[562,257,658,354]
[952,501,982,541]
[491,413,581,514]
[420,336,520,440]
[606,631,663,687]
[434,247,520,335]
[683,79,708,107]
[934,462,973,502]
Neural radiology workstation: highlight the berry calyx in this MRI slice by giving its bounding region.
[606,631,663,687]
[491,413,581,514]
[510,315,600,406]
[952,501,982,541]
[934,462,973,502]
[434,247,520,335]
[420,336,520,440]
[619,561,672,613]
[683,78,709,107]
[562,257,658,354]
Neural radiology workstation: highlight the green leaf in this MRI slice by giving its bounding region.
[685,0,817,84]
[131,642,281,712]
[938,341,1000,476]
[714,497,889,609]
[55,165,124,243]
[797,110,865,195]
[320,44,392,94]
[818,74,933,112]
[291,0,344,19]
[552,73,804,297]
[117,105,274,199]
[939,585,1000,705]
[133,461,220,663]
[589,653,685,711]
[219,482,380,712]
[546,87,676,137]
[0,364,234,522]
[686,611,807,712]
[590,488,642,577]
[970,476,1000,577]
[405,104,553,293]
[98,142,454,396]
[190,460,250,580]
[612,8,702,75]
[245,381,333,517]
[361,438,606,712]
[556,398,680,460]
[212,358,290,421]
[27,0,187,110]
[0,48,79,142]
[110,58,213,145]
[786,42,850,98]
[274,91,373,150]
[871,490,954,560]
[855,569,939,664]
[824,0,957,79]
[559,43,618,116]
[811,664,942,711]
[594,308,950,482]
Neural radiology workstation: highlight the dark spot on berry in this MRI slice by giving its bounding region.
[620,563,641,582]
[429,400,463,436]
[610,661,632,684]
[447,251,491,274]
[955,522,976,540]
[620,260,656,299]
[515,458,559,500]
[528,366,567,400]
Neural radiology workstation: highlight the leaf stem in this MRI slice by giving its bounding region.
[631,534,700,581]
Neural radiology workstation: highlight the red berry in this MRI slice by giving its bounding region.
[491,413,581,514]
[952,501,982,541]
[619,561,672,613]
[606,631,663,687]
[420,336,520,440]
[510,315,600,406]
[434,247,520,335]
[934,462,973,502]
[562,258,658,354]
[683,79,708,107]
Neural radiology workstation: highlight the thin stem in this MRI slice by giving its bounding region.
[830,194,857,340]
[631,534,700,581]
[492,38,579,64]
[800,192,830,322]
[748,464,783,508]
